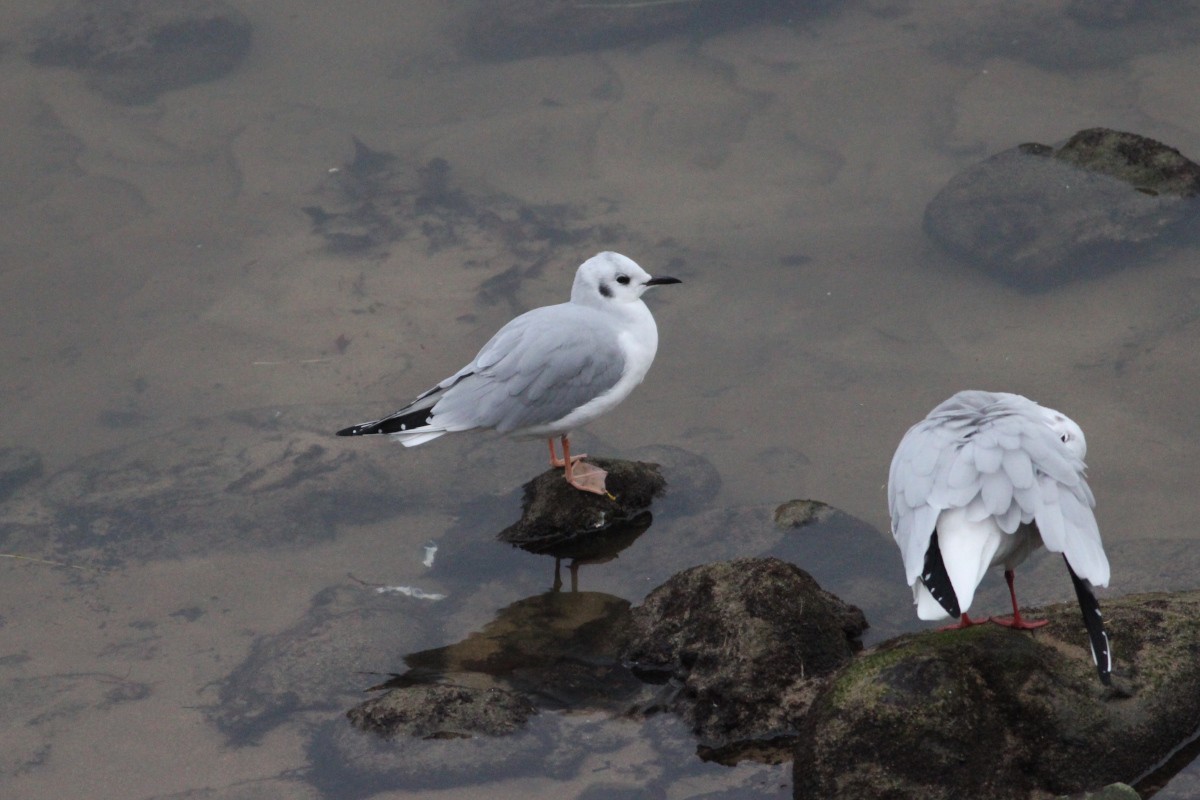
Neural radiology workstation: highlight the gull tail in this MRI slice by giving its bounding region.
[1066,556,1112,685]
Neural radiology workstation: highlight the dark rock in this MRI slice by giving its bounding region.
[924,128,1200,289]
[26,0,252,105]
[793,591,1200,800]
[0,447,43,505]
[497,458,666,560]
[347,684,536,739]
[457,0,829,61]
[622,557,867,764]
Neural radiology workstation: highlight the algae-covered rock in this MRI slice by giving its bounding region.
[793,591,1200,799]
[497,458,666,559]
[924,128,1200,289]
[623,557,867,763]
[773,499,837,529]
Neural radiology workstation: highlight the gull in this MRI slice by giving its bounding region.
[888,390,1113,683]
[336,252,681,495]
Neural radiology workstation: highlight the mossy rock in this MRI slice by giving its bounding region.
[793,591,1200,799]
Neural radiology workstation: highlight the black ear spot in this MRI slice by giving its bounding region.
[616,274,631,285]
[599,283,612,298]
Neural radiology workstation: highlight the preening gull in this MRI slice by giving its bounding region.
[888,390,1112,684]
[336,252,681,495]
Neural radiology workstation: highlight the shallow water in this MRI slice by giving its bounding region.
[2,1,1200,798]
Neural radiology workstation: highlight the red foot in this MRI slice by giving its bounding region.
[991,614,1049,630]
[938,612,989,630]
[992,569,1047,629]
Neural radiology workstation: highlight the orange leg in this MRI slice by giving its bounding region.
[992,569,1049,629]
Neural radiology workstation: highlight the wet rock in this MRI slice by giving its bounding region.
[924,128,1200,289]
[347,684,536,739]
[497,458,666,559]
[0,446,42,505]
[622,557,867,764]
[793,591,1200,800]
[458,0,813,61]
[26,0,252,105]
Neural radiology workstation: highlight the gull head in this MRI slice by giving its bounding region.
[571,251,681,309]
[1040,406,1087,459]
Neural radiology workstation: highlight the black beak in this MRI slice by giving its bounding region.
[645,276,682,286]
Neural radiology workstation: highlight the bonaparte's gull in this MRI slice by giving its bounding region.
[888,390,1112,683]
[337,252,681,495]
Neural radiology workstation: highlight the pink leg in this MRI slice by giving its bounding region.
[939,612,989,631]
[991,569,1049,630]
[548,438,565,467]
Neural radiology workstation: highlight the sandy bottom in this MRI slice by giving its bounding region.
[2,1,1200,797]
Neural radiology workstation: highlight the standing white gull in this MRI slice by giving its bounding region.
[888,390,1113,684]
[336,252,681,495]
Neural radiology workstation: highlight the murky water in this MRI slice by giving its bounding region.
[2,1,1200,798]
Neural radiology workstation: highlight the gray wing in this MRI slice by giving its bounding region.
[889,391,1108,586]
[427,303,626,433]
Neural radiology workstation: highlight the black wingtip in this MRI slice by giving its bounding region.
[921,530,962,619]
[1065,557,1113,685]
[336,422,378,436]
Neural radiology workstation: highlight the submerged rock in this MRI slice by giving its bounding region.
[456,0,828,61]
[347,684,536,739]
[622,557,867,764]
[311,700,589,793]
[792,591,1200,800]
[924,128,1200,289]
[497,458,666,559]
[0,446,42,505]
[384,589,642,711]
[26,0,253,104]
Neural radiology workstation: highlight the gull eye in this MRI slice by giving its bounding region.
[1061,433,1070,443]
[616,275,631,285]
